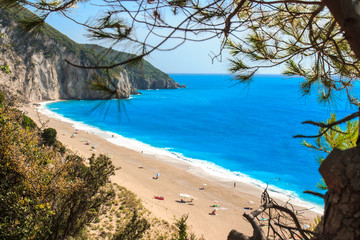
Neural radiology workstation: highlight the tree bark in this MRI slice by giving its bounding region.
[305,1,360,239]
[317,147,360,240]
[227,1,360,239]
[227,230,252,240]
[323,0,360,60]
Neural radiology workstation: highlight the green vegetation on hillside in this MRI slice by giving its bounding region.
[1,5,113,66]
[0,93,202,239]
[41,127,57,146]
[0,5,174,91]
[0,102,116,239]
[83,44,172,83]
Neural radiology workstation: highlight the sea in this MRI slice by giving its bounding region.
[43,74,355,213]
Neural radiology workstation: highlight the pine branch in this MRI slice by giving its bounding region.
[303,190,325,199]
[294,111,360,138]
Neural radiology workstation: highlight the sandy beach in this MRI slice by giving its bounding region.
[21,103,321,240]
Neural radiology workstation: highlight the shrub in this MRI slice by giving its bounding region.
[0,64,11,74]
[112,210,150,240]
[172,215,188,240]
[0,107,116,239]
[41,127,57,145]
[22,115,37,129]
[59,145,66,155]
[0,90,5,107]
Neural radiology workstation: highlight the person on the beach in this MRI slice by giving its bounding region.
[234,182,236,188]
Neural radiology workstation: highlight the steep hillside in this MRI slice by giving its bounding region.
[0,5,181,101]
[83,44,184,89]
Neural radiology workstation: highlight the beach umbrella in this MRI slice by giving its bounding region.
[179,193,191,198]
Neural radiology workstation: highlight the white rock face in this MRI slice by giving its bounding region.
[0,21,133,101]
[0,8,178,101]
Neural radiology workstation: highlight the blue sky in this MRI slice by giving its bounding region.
[45,4,282,75]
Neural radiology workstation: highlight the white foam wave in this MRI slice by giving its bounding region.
[39,101,323,214]
[167,152,323,214]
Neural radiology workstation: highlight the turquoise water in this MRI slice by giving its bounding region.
[46,74,354,208]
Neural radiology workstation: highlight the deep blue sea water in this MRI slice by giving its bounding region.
[46,74,355,208]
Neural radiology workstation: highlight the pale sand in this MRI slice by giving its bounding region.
[21,104,321,240]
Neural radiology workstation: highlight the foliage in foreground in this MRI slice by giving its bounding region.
[302,113,358,189]
[0,103,115,239]
[41,127,57,146]
[86,183,203,240]
[112,209,150,240]
[0,100,203,240]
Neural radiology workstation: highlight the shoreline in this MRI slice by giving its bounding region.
[40,101,324,214]
[21,101,322,239]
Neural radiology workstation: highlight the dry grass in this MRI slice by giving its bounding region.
[84,183,180,240]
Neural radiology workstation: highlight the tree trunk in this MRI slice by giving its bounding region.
[323,0,360,60]
[317,147,360,240]
[312,1,360,239]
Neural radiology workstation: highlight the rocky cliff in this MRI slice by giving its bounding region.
[0,6,182,102]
